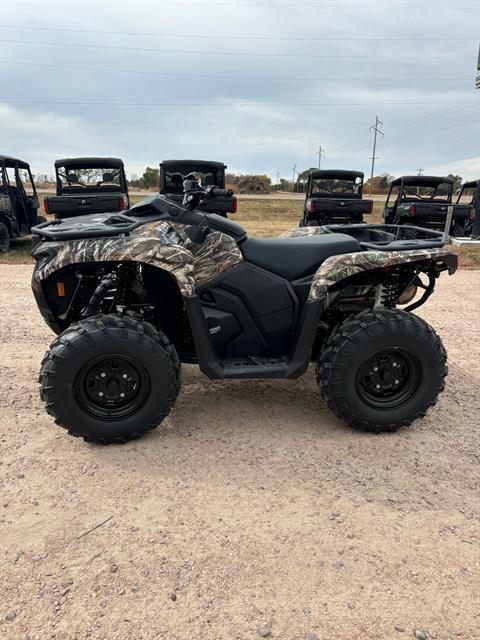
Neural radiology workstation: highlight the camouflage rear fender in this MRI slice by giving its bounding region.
[308,247,454,301]
[33,223,243,297]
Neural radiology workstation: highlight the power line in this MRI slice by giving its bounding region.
[2,39,472,60]
[5,119,479,127]
[2,61,472,82]
[1,24,477,41]
[3,0,478,5]
[6,100,477,107]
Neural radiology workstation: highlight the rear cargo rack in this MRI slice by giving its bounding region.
[322,223,445,251]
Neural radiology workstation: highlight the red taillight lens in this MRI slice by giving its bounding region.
[307,199,315,213]
[233,196,237,213]
[119,197,125,210]
[410,205,416,216]
[44,200,49,215]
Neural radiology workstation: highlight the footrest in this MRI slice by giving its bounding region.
[220,356,289,379]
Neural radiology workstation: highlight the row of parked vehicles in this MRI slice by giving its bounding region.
[300,169,479,237]
[0,156,237,252]
[1,154,479,253]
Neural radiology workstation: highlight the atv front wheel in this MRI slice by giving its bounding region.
[317,310,447,433]
[39,314,181,443]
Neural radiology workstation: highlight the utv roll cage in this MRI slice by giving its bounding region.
[54,157,128,195]
[307,169,364,199]
[160,159,227,194]
[456,179,479,202]
[386,175,454,204]
[0,154,40,251]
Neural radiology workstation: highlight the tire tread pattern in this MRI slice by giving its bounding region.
[39,314,181,444]
[316,309,447,433]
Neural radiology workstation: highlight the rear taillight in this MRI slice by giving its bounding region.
[307,199,315,213]
[119,197,125,210]
[233,196,237,213]
[469,206,475,220]
[410,205,416,216]
[44,200,49,215]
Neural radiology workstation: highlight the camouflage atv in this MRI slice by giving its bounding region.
[31,175,457,444]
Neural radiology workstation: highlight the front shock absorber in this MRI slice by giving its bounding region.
[115,263,138,311]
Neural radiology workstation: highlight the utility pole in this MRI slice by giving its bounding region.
[315,146,326,169]
[275,170,280,184]
[369,115,384,195]
[415,168,424,195]
[291,164,297,192]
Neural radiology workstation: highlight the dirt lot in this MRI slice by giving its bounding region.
[1,265,479,640]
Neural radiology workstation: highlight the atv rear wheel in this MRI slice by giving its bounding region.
[39,314,181,444]
[0,222,10,252]
[317,309,447,433]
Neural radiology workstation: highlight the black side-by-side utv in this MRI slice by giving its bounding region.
[160,159,236,216]
[383,175,471,235]
[301,169,373,226]
[454,179,480,239]
[44,157,130,219]
[0,155,42,252]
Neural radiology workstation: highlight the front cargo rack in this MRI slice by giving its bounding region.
[31,213,144,241]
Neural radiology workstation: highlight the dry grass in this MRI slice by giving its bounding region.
[1,197,479,267]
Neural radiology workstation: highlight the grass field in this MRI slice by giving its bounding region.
[1,195,479,267]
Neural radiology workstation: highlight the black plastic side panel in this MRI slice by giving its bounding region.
[197,262,299,358]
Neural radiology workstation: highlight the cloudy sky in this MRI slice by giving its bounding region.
[1,0,479,182]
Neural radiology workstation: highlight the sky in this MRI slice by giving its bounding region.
[0,0,479,182]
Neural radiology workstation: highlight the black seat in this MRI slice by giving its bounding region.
[241,233,361,280]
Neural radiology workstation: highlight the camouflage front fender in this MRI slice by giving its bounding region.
[308,247,454,301]
[33,223,243,296]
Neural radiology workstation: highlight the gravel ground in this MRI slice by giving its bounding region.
[1,265,479,640]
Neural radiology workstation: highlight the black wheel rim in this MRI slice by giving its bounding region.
[356,347,421,410]
[75,355,151,420]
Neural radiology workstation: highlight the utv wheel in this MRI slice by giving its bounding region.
[317,310,447,433]
[36,215,47,225]
[0,222,10,252]
[39,314,181,444]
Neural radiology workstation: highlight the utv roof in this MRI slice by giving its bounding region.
[310,169,364,180]
[160,159,227,169]
[462,179,479,189]
[391,175,454,186]
[54,157,124,169]
[0,155,31,170]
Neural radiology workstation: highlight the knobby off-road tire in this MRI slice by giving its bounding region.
[317,309,447,433]
[39,314,181,444]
